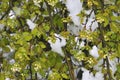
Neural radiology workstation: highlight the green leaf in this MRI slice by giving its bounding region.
[61,73,69,79]
[33,45,42,54]
[110,22,118,32]
[117,44,120,57]
[0,73,5,80]
[15,47,30,61]
[32,28,41,37]
[48,35,56,43]
[47,0,58,6]
[62,17,71,23]
[43,24,50,32]
[103,17,109,27]
[48,72,62,80]
[39,42,46,49]
[117,64,120,73]
[2,46,10,53]
[60,31,70,38]
[0,38,9,47]
[16,39,24,45]
[111,16,120,22]
[32,61,42,71]
[13,7,21,16]
[22,32,32,41]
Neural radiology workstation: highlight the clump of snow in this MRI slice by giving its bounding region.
[82,68,94,80]
[85,10,98,31]
[80,41,85,48]
[0,24,4,30]
[109,58,117,76]
[65,0,82,26]
[75,37,85,49]
[9,59,15,64]
[9,10,15,19]
[94,71,104,80]
[82,68,104,80]
[67,23,81,36]
[3,46,14,60]
[65,0,98,33]
[89,45,99,58]
[48,33,66,57]
[0,48,2,52]
[26,19,36,30]
[5,78,10,80]
[93,57,118,80]
[94,59,103,71]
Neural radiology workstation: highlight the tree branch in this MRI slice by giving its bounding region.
[92,1,113,79]
[63,48,76,80]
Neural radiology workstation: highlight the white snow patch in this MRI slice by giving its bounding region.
[65,0,82,27]
[9,10,15,19]
[82,68,94,80]
[0,24,4,30]
[80,41,85,48]
[89,46,99,58]
[3,46,14,60]
[109,58,117,75]
[9,59,15,64]
[67,23,81,36]
[82,68,104,80]
[94,71,104,80]
[94,59,103,71]
[85,11,98,31]
[65,0,98,32]
[27,19,36,30]
[5,78,10,80]
[48,34,66,57]
[0,48,2,52]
